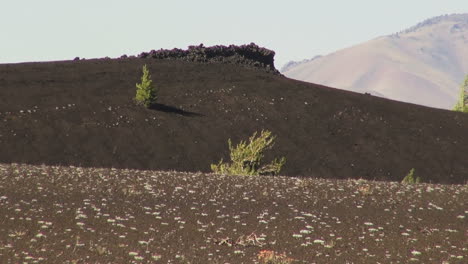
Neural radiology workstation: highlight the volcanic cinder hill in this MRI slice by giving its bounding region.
[1,43,468,184]
[283,14,468,109]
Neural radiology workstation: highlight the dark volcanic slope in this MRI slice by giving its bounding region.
[1,57,468,184]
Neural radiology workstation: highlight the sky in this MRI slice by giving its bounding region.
[1,0,468,69]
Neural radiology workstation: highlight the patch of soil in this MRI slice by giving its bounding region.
[0,163,466,263]
[0,58,468,184]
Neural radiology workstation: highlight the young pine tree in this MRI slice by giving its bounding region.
[453,74,468,113]
[135,65,157,108]
[401,168,422,184]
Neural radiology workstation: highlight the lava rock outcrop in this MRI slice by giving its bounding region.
[136,43,279,74]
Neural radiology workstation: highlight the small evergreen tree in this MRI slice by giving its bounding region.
[453,74,468,113]
[135,65,157,108]
[211,130,286,176]
[401,168,422,184]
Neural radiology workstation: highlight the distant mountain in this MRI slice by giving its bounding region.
[283,14,468,109]
[280,55,322,72]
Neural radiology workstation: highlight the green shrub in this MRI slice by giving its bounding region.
[135,65,157,108]
[401,168,421,184]
[211,130,286,176]
[453,74,468,113]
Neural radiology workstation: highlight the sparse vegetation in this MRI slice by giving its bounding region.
[402,168,421,184]
[257,250,295,264]
[135,64,157,108]
[211,130,286,176]
[1,163,466,263]
[453,74,468,112]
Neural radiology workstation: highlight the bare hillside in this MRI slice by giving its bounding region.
[283,14,468,109]
[1,44,468,184]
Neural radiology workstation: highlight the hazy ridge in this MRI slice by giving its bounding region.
[283,14,468,109]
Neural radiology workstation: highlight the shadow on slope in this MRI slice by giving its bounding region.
[150,103,203,117]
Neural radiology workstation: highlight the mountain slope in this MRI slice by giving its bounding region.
[1,55,468,184]
[283,14,468,109]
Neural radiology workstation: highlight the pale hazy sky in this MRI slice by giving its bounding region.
[1,0,468,68]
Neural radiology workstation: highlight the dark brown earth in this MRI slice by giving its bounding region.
[1,56,468,184]
[0,52,467,264]
[0,163,466,263]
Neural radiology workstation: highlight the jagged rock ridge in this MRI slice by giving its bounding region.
[133,43,279,74]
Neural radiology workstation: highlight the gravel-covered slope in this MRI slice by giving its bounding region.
[0,163,466,263]
[1,57,468,184]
